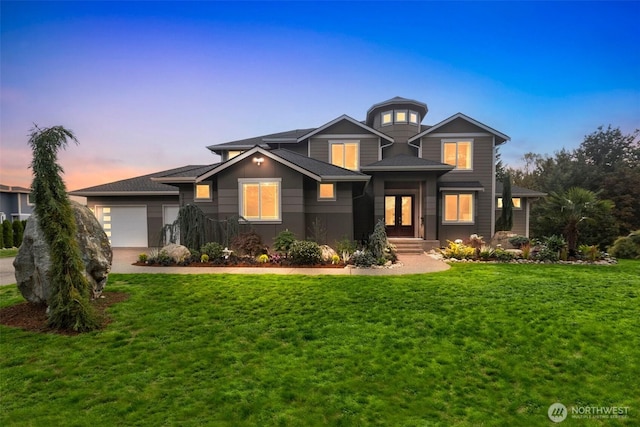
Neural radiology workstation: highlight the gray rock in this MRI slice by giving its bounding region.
[13,201,112,303]
[161,243,191,263]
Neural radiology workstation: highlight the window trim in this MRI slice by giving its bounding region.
[442,193,475,224]
[329,140,360,171]
[497,197,522,209]
[227,150,244,160]
[238,178,282,223]
[317,182,336,201]
[194,183,212,202]
[381,111,393,126]
[409,110,419,125]
[442,138,473,171]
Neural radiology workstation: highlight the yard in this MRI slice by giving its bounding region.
[1,261,638,426]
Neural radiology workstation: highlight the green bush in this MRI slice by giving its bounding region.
[609,235,640,259]
[289,240,322,265]
[273,229,296,255]
[368,219,388,259]
[201,242,224,260]
[2,220,13,248]
[138,253,148,263]
[200,254,210,263]
[441,240,476,260]
[351,250,376,267]
[336,237,358,257]
[0,224,3,250]
[156,250,173,266]
[12,220,24,248]
[578,244,602,262]
[494,248,515,262]
[508,235,530,248]
[629,230,640,246]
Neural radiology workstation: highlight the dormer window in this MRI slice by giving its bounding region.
[409,111,419,124]
[395,110,408,123]
[381,111,393,126]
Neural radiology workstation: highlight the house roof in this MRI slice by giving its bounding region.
[0,184,31,194]
[366,97,429,126]
[69,165,212,196]
[361,154,454,172]
[408,112,510,144]
[196,146,370,183]
[297,115,393,143]
[438,181,485,192]
[497,183,546,198]
[207,128,316,151]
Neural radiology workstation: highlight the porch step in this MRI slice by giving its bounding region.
[388,238,425,254]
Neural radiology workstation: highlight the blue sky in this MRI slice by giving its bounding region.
[2,1,638,190]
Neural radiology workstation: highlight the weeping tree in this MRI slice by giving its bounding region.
[495,173,513,231]
[29,125,99,331]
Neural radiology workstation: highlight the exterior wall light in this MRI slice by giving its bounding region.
[253,157,264,166]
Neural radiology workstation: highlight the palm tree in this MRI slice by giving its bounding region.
[544,187,610,256]
[29,125,99,331]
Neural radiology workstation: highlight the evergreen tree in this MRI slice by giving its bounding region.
[2,220,13,248]
[28,125,99,331]
[12,219,24,248]
[495,174,513,231]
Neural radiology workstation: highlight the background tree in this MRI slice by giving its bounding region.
[2,220,13,248]
[495,173,513,231]
[29,125,99,331]
[12,220,24,248]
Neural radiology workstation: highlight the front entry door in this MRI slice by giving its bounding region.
[385,195,414,237]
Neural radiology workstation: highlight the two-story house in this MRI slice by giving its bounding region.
[0,184,34,223]
[71,97,544,248]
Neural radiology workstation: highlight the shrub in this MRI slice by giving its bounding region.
[257,254,269,263]
[441,240,476,260]
[156,250,172,266]
[138,253,148,263]
[273,229,296,255]
[494,248,515,262]
[508,235,530,249]
[201,242,224,260]
[545,235,567,253]
[351,250,377,267]
[200,253,209,263]
[478,245,494,261]
[578,244,602,262]
[368,219,388,260]
[231,231,263,256]
[2,220,13,248]
[189,248,201,263]
[331,254,340,265]
[521,242,531,260]
[609,235,640,259]
[0,224,3,249]
[12,220,24,247]
[629,230,640,245]
[289,240,322,265]
[336,237,358,257]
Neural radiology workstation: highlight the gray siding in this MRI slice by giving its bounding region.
[309,137,379,169]
[303,179,353,245]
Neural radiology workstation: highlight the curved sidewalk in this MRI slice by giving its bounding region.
[1,249,449,286]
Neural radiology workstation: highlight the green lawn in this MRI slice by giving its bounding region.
[1,262,639,426]
[0,248,18,258]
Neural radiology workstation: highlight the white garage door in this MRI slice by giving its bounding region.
[95,206,148,247]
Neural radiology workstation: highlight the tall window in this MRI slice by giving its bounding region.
[498,197,521,209]
[330,141,359,170]
[239,179,281,221]
[443,140,472,170]
[443,194,474,223]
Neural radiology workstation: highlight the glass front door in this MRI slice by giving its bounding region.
[385,195,414,237]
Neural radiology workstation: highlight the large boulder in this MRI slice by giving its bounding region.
[490,231,519,249]
[13,201,112,304]
[161,243,191,263]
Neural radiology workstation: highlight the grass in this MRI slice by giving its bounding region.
[1,261,639,426]
[0,248,18,258]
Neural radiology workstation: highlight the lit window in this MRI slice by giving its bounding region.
[409,111,419,125]
[330,141,359,170]
[443,194,474,223]
[443,140,472,170]
[497,197,521,209]
[239,179,281,221]
[395,110,407,123]
[381,111,392,126]
[195,183,212,201]
[318,183,336,201]
[228,150,243,160]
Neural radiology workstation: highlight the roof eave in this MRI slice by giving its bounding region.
[297,115,394,143]
[69,191,179,197]
[361,165,454,172]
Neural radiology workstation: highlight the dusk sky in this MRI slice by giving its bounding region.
[2,1,638,191]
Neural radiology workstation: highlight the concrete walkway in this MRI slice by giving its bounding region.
[0,248,449,286]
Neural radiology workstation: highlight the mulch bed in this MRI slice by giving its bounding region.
[0,292,129,336]
[132,262,345,268]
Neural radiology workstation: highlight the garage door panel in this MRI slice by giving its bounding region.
[96,206,147,247]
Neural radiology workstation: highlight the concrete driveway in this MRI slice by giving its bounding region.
[1,248,449,286]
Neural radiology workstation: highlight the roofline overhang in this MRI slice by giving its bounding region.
[498,192,547,198]
[151,177,198,183]
[68,191,179,197]
[361,165,454,172]
[297,115,394,143]
[366,97,428,124]
[439,187,485,192]
[407,113,510,144]
[321,175,371,182]
[210,143,270,152]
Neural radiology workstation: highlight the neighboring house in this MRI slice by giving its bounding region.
[71,97,545,248]
[0,184,34,223]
